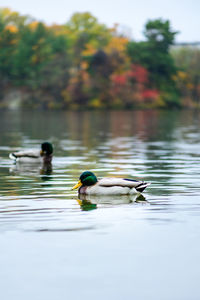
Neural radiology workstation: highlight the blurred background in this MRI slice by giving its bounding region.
[0,0,199,109]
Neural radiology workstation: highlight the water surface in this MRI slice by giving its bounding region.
[0,109,200,300]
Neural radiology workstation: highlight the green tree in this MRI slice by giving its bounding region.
[66,12,111,66]
[127,19,179,106]
[12,23,52,87]
[144,19,177,52]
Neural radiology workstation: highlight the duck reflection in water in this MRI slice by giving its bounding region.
[77,199,97,211]
[9,161,53,180]
[40,162,53,181]
[77,193,147,211]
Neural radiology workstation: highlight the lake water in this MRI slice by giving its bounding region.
[0,109,200,300]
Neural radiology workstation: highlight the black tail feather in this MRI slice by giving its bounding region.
[135,182,151,193]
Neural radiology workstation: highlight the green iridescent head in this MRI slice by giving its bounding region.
[72,171,98,190]
[80,171,98,186]
[41,142,53,155]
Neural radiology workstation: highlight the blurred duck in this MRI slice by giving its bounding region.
[9,142,53,163]
[72,171,150,195]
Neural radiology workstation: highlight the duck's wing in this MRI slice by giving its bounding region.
[9,150,40,160]
[98,177,150,192]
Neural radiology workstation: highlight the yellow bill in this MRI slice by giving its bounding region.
[72,180,82,190]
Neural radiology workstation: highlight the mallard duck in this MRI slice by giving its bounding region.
[9,142,53,163]
[72,171,150,195]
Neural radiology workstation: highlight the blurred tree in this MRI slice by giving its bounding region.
[144,19,177,52]
[12,22,52,87]
[10,20,71,107]
[0,8,30,93]
[87,50,113,107]
[66,12,111,66]
[172,47,200,105]
[127,19,179,106]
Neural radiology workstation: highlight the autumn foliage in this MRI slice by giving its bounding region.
[0,8,198,109]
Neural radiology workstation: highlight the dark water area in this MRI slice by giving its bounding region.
[0,109,200,300]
